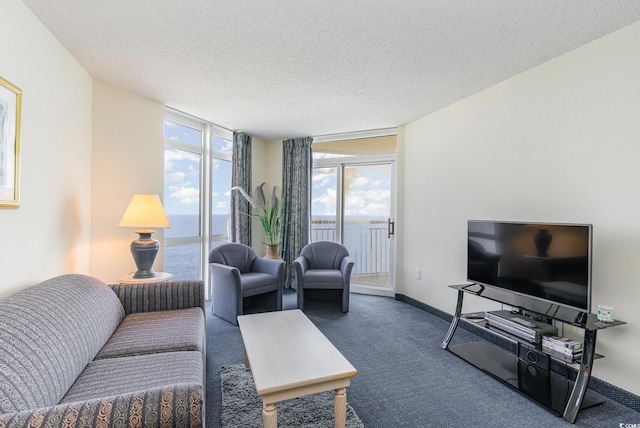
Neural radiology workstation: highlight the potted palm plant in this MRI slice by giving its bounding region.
[231,182,283,259]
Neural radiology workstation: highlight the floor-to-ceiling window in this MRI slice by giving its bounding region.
[163,109,232,298]
[312,130,397,297]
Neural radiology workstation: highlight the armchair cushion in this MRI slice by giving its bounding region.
[241,272,283,296]
[302,269,345,289]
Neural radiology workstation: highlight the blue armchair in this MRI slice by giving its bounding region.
[293,241,355,312]
[209,243,285,325]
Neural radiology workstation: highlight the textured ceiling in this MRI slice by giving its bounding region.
[23,1,640,141]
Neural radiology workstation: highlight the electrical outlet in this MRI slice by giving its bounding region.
[415,268,421,279]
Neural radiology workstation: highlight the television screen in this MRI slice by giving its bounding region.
[467,220,592,313]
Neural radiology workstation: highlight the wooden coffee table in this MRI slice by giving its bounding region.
[237,309,358,428]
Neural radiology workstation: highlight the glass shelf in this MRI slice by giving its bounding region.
[449,283,626,331]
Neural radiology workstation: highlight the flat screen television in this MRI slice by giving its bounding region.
[467,220,593,313]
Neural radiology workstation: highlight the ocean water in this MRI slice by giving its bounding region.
[164,214,228,280]
[164,214,390,279]
[165,214,229,239]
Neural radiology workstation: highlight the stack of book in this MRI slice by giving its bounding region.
[542,335,583,363]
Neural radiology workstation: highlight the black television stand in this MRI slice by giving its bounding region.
[441,283,625,424]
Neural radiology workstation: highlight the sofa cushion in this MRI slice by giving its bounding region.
[60,352,203,404]
[95,307,205,359]
[0,274,125,413]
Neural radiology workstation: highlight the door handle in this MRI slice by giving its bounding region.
[388,218,395,238]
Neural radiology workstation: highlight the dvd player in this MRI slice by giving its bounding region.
[484,310,558,343]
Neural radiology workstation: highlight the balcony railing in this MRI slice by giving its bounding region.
[311,218,390,287]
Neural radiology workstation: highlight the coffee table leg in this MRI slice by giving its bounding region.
[263,402,277,428]
[334,388,347,428]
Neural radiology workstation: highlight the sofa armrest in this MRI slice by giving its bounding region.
[0,383,203,428]
[108,280,205,315]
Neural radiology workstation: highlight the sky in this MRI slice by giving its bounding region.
[163,120,232,216]
[312,163,391,219]
[164,119,391,222]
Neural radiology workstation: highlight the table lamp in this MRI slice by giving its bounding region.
[119,194,171,278]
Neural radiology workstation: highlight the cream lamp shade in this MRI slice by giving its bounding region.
[119,194,170,278]
[119,194,170,230]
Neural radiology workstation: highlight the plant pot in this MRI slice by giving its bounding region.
[264,243,282,260]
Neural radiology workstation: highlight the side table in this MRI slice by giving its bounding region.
[117,272,174,284]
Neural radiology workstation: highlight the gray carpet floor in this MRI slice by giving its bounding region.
[205,289,640,427]
[220,364,364,427]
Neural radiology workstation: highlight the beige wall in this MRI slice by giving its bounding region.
[0,0,93,297]
[264,140,284,192]
[248,138,284,252]
[402,22,640,395]
[90,80,165,283]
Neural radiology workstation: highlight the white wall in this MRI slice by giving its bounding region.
[402,22,640,395]
[0,0,93,297]
[90,80,165,282]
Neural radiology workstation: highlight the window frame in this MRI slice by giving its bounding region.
[164,108,232,298]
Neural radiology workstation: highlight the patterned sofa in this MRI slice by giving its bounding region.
[0,274,206,427]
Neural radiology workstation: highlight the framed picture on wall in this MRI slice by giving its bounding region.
[0,76,21,208]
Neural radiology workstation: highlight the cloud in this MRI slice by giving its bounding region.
[344,188,390,216]
[164,149,200,207]
[220,140,233,153]
[165,171,186,183]
[168,185,199,206]
[312,188,336,215]
[312,169,336,189]
[351,176,370,187]
[165,149,200,163]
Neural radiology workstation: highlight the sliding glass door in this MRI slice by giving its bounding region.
[312,157,395,296]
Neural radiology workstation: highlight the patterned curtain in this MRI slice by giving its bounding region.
[281,137,313,288]
[230,132,251,245]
